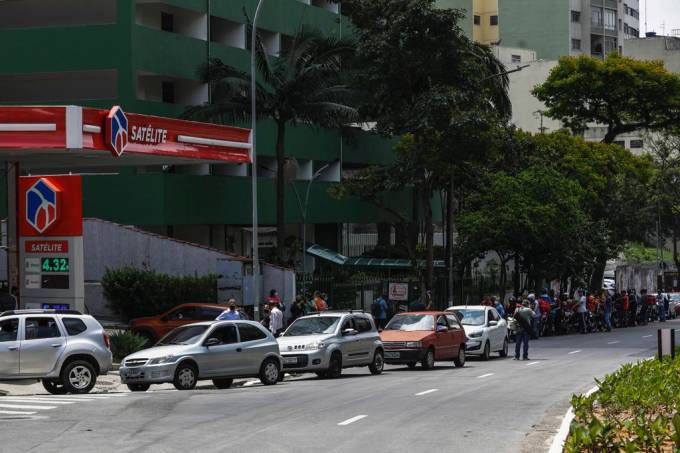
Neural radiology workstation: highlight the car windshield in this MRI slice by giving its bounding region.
[670,294,680,301]
[283,317,341,336]
[157,325,209,345]
[452,309,486,326]
[384,314,434,331]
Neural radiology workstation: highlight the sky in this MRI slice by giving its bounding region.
[640,0,680,36]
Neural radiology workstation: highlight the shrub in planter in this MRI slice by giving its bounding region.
[110,331,149,363]
[102,267,218,321]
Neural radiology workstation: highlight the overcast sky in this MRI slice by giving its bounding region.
[640,0,680,35]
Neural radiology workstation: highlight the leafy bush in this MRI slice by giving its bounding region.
[102,267,217,321]
[110,331,149,363]
[566,355,680,452]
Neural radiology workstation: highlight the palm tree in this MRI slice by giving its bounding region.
[184,29,358,263]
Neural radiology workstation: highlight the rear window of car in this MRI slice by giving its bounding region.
[62,317,87,336]
[238,323,267,342]
[353,316,372,333]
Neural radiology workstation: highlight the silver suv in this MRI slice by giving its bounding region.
[277,311,384,378]
[0,310,113,394]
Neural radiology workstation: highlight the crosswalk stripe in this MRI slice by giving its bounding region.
[0,403,56,410]
[0,399,75,405]
[0,410,37,415]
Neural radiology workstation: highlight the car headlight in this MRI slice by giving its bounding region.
[305,341,326,351]
[468,331,483,338]
[147,355,179,365]
[405,341,422,348]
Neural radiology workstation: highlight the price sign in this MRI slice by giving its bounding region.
[41,257,69,273]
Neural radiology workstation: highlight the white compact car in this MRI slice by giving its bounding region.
[446,306,508,360]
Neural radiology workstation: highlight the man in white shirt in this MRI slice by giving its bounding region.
[574,290,587,333]
[269,303,284,337]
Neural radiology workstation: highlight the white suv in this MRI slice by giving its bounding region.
[0,310,112,394]
[277,311,384,378]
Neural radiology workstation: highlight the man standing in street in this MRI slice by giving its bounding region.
[269,302,284,337]
[575,289,587,334]
[513,300,534,360]
[657,289,668,322]
[217,299,243,320]
[528,294,541,339]
[372,294,389,329]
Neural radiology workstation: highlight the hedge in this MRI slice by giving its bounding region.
[102,267,218,321]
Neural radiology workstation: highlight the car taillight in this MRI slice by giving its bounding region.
[103,332,111,350]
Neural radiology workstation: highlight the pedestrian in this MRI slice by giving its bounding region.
[513,299,535,360]
[291,295,305,320]
[639,289,648,325]
[603,292,612,332]
[575,289,587,334]
[495,297,506,318]
[261,304,271,330]
[216,299,243,320]
[269,302,284,337]
[424,290,434,310]
[313,291,328,312]
[372,294,389,329]
[528,294,540,339]
[657,289,668,322]
[628,289,637,327]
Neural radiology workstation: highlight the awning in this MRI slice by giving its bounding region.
[306,244,445,269]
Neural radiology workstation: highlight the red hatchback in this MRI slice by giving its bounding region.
[379,311,467,369]
[130,303,227,344]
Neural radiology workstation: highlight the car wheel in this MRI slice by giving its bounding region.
[212,378,234,389]
[499,338,509,357]
[61,360,97,394]
[127,383,151,392]
[42,379,68,395]
[173,362,198,390]
[482,341,491,361]
[454,346,466,368]
[369,350,384,375]
[422,348,435,370]
[326,352,343,379]
[407,362,417,369]
[259,358,280,386]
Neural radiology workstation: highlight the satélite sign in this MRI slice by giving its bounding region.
[105,106,129,157]
[25,178,59,234]
[19,176,82,237]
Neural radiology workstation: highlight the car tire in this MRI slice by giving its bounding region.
[422,348,435,370]
[454,346,466,368]
[326,352,343,379]
[61,360,97,394]
[368,350,384,375]
[173,362,198,390]
[259,358,280,386]
[407,362,417,369]
[127,383,151,392]
[499,338,509,357]
[482,341,491,361]
[42,379,68,395]
[212,378,234,389]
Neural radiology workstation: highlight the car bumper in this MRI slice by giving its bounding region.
[383,348,426,364]
[464,339,483,353]
[279,350,331,371]
[119,363,176,384]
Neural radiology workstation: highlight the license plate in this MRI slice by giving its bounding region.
[283,357,298,364]
[384,351,400,359]
[126,369,142,378]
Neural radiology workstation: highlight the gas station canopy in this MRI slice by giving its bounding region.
[0,105,252,168]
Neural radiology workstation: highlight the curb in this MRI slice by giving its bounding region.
[548,386,598,453]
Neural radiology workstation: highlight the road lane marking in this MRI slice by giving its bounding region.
[0,404,56,410]
[607,341,620,345]
[0,410,37,415]
[0,399,76,405]
[526,361,540,366]
[338,415,367,426]
[568,350,582,354]
[643,335,653,338]
[477,373,494,379]
[414,389,439,396]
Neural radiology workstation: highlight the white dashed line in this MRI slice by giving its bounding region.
[0,410,37,415]
[568,350,582,354]
[607,341,620,345]
[338,415,367,426]
[0,399,76,405]
[415,389,439,396]
[477,373,494,379]
[526,361,540,366]
[643,335,653,338]
[0,404,56,411]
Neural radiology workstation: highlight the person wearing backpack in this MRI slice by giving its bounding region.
[513,300,535,360]
[372,294,389,329]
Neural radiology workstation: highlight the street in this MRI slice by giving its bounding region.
[0,320,671,453]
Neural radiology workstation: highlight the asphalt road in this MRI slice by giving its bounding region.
[0,319,673,453]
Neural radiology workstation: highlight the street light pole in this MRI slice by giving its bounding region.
[251,0,265,321]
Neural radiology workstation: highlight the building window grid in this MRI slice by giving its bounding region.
[571,10,581,23]
[474,15,481,25]
[571,38,582,50]
[490,15,498,26]
[604,8,617,31]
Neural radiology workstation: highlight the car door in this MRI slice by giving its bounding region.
[351,316,375,364]
[20,316,66,376]
[0,317,20,378]
[484,309,499,350]
[338,317,359,365]
[236,323,272,375]
[446,314,465,357]
[491,308,507,345]
[196,324,244,378]
[434,315,455,359]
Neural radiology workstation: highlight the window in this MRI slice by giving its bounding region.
[161,81,175,104]
[0,319,18,342]
[384,314,434,331]
[158,325,208,345]
[613,140,626,147]
[436,316,448,328]
[511,54,521,64]
[474,15,481,25]
[445,315,461,330]
[490,15,498,26]
[488,309,499,322]
[340,318,355,332]
[353,317,372,333]
[572,39,582,50]
[207,325,238,345]
[284,317,341,336]
[604,9,617,30]
[630,139,644,149]
[605,36,618,54]
[591,7,603,26]
[25,317,61,340]
[167,307,197,321]
[161,12,174,32]
[62,318,87,336]
[571,10,581,22]
[197,307,223,321]
[238,323,267,342]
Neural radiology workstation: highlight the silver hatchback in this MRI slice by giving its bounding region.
[0,309,113,394]
[120,320,283,391]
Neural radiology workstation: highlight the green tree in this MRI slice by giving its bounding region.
[651,134,680,270]
[533,53,680,143]
[184,29,358,262]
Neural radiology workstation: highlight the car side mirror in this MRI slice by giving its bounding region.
[436,325,448,332]
[342,328,358,336]
[204,337,221,347]
[488,320,498,327]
